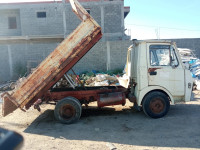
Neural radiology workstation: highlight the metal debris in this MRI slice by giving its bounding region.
[178,48,200,90]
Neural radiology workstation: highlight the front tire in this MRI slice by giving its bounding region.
[142,91,170,118]
[54,97,82,124]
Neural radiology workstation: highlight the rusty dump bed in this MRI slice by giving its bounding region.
[1,0,102,117]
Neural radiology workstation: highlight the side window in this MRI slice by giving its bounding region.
[150,50,157,66]
[150,45,170,66]
[170,47,179,67]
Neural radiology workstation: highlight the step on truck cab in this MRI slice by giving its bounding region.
[120,40,193,118]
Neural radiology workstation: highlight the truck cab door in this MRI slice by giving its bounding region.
[147,44,185,99]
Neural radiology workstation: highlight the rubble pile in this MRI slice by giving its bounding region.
[81,70,122,86]
[0,82,16,91]
[84,74,119,86]
[0,70,122,91]
[0,77,27,92]
[54,70,122,88]
[178,48,200,90]
[54,75,78,88]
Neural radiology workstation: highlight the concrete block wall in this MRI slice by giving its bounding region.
[171,38,200,57]
[73,41,107,73]
[0,45,10,82]
[65,1,124,39]
[109,40,130,69]
[104,4,122,33]
[0,40,131,82]
[0,42,58,82]
[20,3,64,36]
[65,4,81,35]
[73,40,131,74]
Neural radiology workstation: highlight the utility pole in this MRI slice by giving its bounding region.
[155,27,160,39]
[62,0,67,37]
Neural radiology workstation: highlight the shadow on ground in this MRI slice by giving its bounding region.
[24,103,200,148]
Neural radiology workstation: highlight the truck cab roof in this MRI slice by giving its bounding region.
[132,39,173,44]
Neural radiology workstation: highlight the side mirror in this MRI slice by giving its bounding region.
[170,58,176,69]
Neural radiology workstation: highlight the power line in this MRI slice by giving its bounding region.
[125,24,200,32]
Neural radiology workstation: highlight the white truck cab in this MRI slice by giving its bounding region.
[121,40,193,118]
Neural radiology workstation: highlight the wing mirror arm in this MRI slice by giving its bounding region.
[171,64,176,69]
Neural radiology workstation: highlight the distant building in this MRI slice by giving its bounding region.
[0,0,130,40]
[0,0,131,82]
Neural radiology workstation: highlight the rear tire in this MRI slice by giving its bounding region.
[54,97,82,124]
[142,91,170,118]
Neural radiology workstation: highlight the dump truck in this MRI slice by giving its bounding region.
[1,0,193,124]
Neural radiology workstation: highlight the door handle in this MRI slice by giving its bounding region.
[148,68,160,76]
[149,71,157,75]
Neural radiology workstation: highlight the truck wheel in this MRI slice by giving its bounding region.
[142,91,170,119]
[54,97,82,124]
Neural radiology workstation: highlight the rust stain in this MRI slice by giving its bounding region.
[97,92,126,107]
[148,68,161,73]
[25,30,102,109]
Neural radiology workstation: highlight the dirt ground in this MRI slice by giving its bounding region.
[0,91,200,150]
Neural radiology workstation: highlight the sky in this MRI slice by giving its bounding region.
[124,0,200,39]
[1,0,200,40]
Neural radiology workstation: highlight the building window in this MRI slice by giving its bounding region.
[37,12,46,18]
[8,17,17,29]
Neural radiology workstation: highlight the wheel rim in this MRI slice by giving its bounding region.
[60,104,76,120]
[149,98,164,114]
